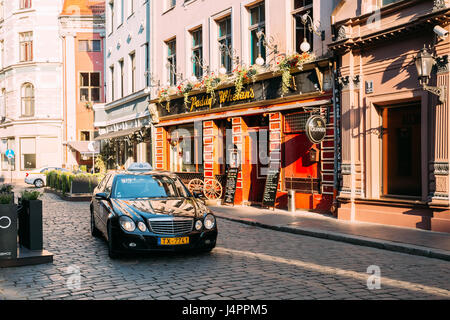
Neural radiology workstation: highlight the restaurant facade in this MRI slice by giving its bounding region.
[150,60,337,211]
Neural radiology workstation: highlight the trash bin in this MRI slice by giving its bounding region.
[288,190,296,212]
[18,199,43,251]
[0,203,18,260]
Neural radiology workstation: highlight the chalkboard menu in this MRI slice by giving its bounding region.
[223,167,239,206]
[262,168,281,208]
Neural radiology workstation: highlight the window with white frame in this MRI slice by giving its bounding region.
[249,2,266,65]
[110,65,115,101]
[109,2,114,33]
[292,0,313,53]
[166,39,177,86]
[218,16,232,74]
[80,72,101,102]
[128,0,134,16]
[168,0,176,10]
[129,52,136,93]
[19,32,33,62]
[20,137,36,170]
[119,59,124,98]
[191,28,203,79]
[21,83,34,117]
[20,0,32,9]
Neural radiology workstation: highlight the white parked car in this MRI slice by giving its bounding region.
[24,167,70,188]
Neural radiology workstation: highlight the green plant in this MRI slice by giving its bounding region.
[0,184,13,193]
[95,155,106,175]
[20,190,42,201]
[0,192,13,204]
[277,52,315,95]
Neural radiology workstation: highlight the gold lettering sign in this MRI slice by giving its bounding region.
[189,88,255,112]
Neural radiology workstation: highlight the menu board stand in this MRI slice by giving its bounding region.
[261,167,281,210]
[222,167,239,206]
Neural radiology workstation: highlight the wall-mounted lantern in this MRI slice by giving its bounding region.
[414,46,446,104]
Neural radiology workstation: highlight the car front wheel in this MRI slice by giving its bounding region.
[34,179,44,188]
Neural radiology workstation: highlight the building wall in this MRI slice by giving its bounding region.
[0,0,64,180]
[331,0,450,231]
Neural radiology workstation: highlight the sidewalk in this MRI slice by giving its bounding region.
[209,204,450,261]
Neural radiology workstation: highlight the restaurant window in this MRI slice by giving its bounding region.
[218,16,232,74]
[293,0,313,53]
[19,31,33,62]
[79,40,101,52]
[191,28,203,79]
[1,138,15,170]
[20,0,32,9]
[249,2,265,65]
[168,125,203,173]
[21,83,34,117]
[80,72,101,102]
[166,39,177,86]
[20,137,36,170]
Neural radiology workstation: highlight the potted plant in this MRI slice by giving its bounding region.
[18,190,43,251]
[0,192,17,260]
[0,184,14,203]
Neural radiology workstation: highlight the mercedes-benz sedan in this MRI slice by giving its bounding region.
[90,163,218,258]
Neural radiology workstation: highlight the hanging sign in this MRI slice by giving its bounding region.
[305,115,327,144]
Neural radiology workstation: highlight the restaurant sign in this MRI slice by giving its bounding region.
[305,115,327,144]
[158,70,320,117]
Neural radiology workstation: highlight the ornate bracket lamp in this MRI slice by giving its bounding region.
[190,55,210,81]
[414,46,446,104]
[218,43,240,75]
[297,11,325,53]
[255,29,280,67]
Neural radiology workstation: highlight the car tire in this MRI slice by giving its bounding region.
[90,209,101,238]
[107,223,119,259]
[34,179,44,188]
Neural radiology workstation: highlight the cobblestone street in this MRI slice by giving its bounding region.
[0,191,449,300]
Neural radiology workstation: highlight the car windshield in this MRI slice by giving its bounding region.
[112,175,191,199]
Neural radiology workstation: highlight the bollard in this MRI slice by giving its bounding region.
[288,189,296,212]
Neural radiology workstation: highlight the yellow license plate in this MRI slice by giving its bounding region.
[158,237,189,245]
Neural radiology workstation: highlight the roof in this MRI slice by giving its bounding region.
[61,0,105,16]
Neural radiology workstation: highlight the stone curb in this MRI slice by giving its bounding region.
[214,214,450,262]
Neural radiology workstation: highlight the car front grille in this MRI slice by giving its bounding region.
[148,217,194,235]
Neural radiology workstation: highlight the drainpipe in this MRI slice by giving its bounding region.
[332,55,341,217]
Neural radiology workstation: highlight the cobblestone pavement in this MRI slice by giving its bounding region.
[0,191,449,300]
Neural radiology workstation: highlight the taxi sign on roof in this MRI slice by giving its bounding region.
[127,162,153,172]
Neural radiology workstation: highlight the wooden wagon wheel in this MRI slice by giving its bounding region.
[188,178,204,194]
[203,179,223,200]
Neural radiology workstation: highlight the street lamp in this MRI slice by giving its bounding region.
[414,46,446,104]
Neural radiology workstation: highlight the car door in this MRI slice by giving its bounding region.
[98,175,114,236]
[92,174,109,231]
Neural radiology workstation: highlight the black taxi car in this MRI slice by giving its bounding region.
[90,163,218,258]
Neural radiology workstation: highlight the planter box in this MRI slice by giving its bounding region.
[71,180,97,194]
[18,199,43,251]
[0,203,18,260]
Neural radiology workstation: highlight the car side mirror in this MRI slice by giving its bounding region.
[95,192,108,200]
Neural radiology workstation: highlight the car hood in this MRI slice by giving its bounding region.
[110,198,209,221]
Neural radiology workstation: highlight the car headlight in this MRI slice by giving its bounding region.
[137,221,147,232]
[195,220,203,231]
[204,214,216,230]
[119,216,136,232]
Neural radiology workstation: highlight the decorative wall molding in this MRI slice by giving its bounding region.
[436,55,449,74]
[433,162,449,176]
[336,26,347,41]
[341,163,353,175]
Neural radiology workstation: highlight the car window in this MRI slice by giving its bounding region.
[112,175,190,199]
[104,175,114,195]
[40,168,48,173]
[97,175,109,191]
